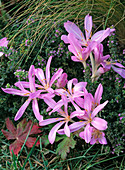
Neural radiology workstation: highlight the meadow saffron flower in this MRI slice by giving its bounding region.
[61,14,115,47]
[48,78,87,114]
[0,37,9,56]
[57,84,108,143]
[83,83,103,109]
[35,56,63,93]
[2,65,43,121]
[78,93,108,143]
[55,73,68,88]
[39,96,79,144]
[66,33,91,68]
[79,127,107,144]
[93,43,110,68]
[101,60,125,78]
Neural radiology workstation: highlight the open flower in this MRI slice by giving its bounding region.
[79,126,107,145]
[35,56,63,93]
[78,93,108,143]
[39,96,78,144]
[0,37,9,57]
[48,78,87,114]
[67,33,92,68]
[61,14,115,47]
[57,84,108,143]
[83,83,103,110]
[101,60,125,78]
[2,65,43,121]
[90,128,107,144]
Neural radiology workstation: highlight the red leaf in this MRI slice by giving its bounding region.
[1,129,16,140]
[9,140,22,155]
[17,118,28,136]
[6,117,16,135]
[30,124,42,135]
[2,117,42,155]
[26,137,39,148]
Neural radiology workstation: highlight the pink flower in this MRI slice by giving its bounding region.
[61,14,115,47]
[0,37,9,57]
[48,78,87,114]
[93,43,110,67]
[39,96,78,144]
[67,84,108,144]
[90,128,107,145]
[66,33,93,67]
[101,60,125,78]
[0,37,9,47]
[79,127,107,145]
[57,84,108,143]
[83,83,103,109]
[35,56,63,93]
[2,65,43,121]
[78,93,108,143]
[56,73,68,88]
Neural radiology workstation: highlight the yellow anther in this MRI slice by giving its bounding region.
[90,31,92,38]
[85,29,89,33]
[105,61,111,65]
[24,93,30,96]
[65,115,70,122]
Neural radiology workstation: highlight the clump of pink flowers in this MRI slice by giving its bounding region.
[61,14,125,81]
[2,55,108,145]
[1,14,125,148]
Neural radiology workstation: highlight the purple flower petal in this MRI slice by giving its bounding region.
[83,124,92,143]
[84,14,92,41]
[0,37,9,47]
[35,68,46,86]
[111,65,125,78]
[91,100,108,118]
[71,56,81,62]
[48,121,65,144]
[64,21,86,44]
[90,137,96,145]
[61,35,69,44]
[73,82,87,93]
[32,98,43,121]
[64,122,70,137]
[14,98,31,121]
[91,28,115,43]
[94,83,103,105]
[98,133,107,144]
[67,78,78,95]
[50,68,63,87]
[46,56,52,85]
[91,117,108,130]
[29,65,36,92]
[1,88,30,96]
[39,117,64,126]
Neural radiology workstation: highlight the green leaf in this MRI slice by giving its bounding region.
[56,135,76,160]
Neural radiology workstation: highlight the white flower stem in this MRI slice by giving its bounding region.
[82,61,87,69]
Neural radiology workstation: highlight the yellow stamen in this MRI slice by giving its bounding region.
[24,93,30,96]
